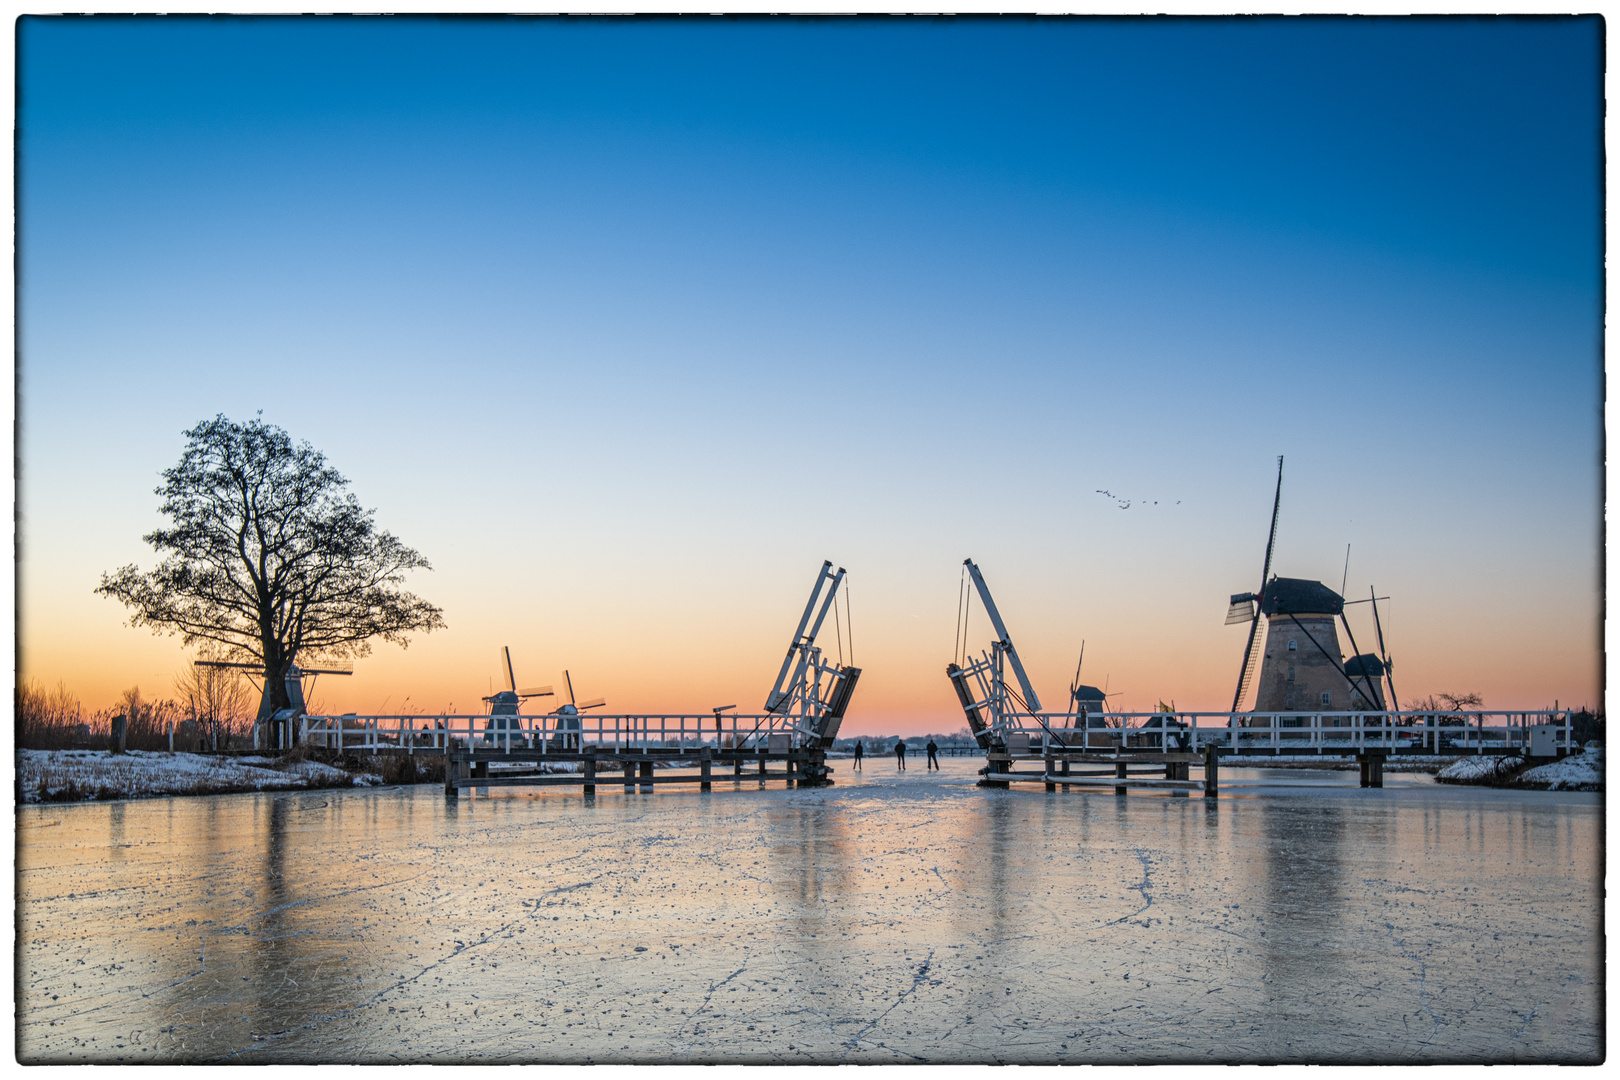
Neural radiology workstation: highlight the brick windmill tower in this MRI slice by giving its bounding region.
[1225,458,1392,714]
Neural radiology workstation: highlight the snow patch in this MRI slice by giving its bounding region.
[1435,755,1522,784]
[1515,747,1603,791]
[16,749,384,803]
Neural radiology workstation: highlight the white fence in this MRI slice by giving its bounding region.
[297,709,1573,757]
[994,710,1574,755]
[299,712,813,755]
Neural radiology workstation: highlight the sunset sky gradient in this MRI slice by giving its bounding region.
[18,16,1603,732]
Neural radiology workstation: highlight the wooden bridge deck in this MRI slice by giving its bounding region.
[444,744,829,796]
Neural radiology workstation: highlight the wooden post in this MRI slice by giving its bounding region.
[623,761,635,791]
[785,755,795,789]
[1044,749,1055,792]
[168,720,174,754]
[445,739,464,798]
[700,751,712,792]
[1369,754,1383,788]
[1203,745,1219,797]
[639,760,654,789]
[583,750,596,794]
[1115,760,1128,796]
[111,714,128,755]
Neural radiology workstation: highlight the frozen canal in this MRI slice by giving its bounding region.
[17,757,1601,1064]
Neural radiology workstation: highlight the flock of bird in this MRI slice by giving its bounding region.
[1095,489,1180,511]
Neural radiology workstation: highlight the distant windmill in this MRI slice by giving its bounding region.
[194,657,353,721]
[552,670,607,716]
[482,646,557,734]
[544,669,607,749]
[1067,642,1111,730]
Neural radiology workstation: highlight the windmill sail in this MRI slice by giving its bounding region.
[1231,456,1283,713]
[1225,593,1257,625]
[1370,586,1398,710]
[1233,631,1264,711]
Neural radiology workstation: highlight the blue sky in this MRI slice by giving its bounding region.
[18,17,1604,723]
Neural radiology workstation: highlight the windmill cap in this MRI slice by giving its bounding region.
[1344,654,1386,677]
[1072,685,1107,702]
[1261,577,1345,616]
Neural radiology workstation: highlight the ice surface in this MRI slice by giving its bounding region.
[15,759,1601,1064]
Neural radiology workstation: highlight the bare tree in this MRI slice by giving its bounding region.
[1406,692,1484,713]
[97,414,445,737]
[1405,691,1484,727]
[175,650,255,750]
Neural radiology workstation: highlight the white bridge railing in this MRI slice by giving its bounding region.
[298,712,815,755]
[993,710,1574,755]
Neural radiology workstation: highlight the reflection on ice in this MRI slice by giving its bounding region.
[17,759,1600,1063]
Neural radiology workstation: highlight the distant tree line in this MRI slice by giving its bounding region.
[16,660,262,752]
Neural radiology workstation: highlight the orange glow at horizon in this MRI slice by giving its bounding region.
[22,553,1601,738]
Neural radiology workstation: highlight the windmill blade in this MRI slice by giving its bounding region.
[517,685,554,698]
[564,670,577,706]
[1231,456,1283,712]
[1259,456,1283,586]
[1070,641,1085,696]
[1231,615,1263,712]
[502,647,517,694]
[1370,586,1399,709]
[578,697,607,710]
[1337,612,1382,708]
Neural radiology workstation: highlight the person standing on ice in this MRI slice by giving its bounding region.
[853,741,864,769]
[894,738,907,770]
[926,738,939,770]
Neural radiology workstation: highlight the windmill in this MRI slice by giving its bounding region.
[552,669,607,716]
[1066,642,1111,731]
[193,657,353,748]
[543,669,607,751]
[1224,459,1389,715]
[481,646,557,735]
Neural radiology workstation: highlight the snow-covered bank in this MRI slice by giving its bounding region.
[1434,755,1526,784]
[16,750,386,804]
[1515,747,1603,791]
[1435,746,1602,792]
